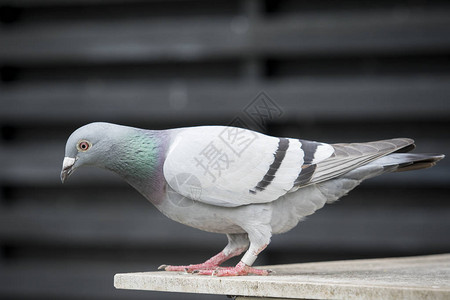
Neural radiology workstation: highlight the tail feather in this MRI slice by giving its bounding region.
[367,152,444,172]
[386,153,445,172]
[316,147,444,204]
[317,152,444,204]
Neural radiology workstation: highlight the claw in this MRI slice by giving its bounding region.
[158,264,168,270]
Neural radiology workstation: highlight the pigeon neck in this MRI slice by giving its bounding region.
[103,129,168,204]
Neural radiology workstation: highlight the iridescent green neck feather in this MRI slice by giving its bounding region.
[101,129,168,203]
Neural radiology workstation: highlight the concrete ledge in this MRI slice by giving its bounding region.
[114,253,450,299]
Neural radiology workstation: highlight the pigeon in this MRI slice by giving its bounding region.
[61,122,444,276]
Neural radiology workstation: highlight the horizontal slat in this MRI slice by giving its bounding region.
[255,11,450,55]
[0,19,238,63]
[1,77,449,123]
[1,10,450,63]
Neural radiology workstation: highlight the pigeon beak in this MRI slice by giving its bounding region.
[61,157,76,183]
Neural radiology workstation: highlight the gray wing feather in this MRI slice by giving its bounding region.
[298,138,415,187]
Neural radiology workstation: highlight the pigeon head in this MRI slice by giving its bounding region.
[61,122,122,183]
[61,122,165,187]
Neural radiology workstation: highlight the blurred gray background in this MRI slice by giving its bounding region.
[0,0,449,299]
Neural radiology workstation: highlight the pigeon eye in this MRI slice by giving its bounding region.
[77,140,91,152]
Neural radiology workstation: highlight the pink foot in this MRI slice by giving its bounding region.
[158,250,234,273]
[158,262,219,273]
[196,261,271,276]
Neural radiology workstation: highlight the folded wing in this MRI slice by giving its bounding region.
[163,126,333,207]
[163,126,414,207]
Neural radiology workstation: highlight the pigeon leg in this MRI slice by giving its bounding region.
[197,225,272,276]
[159,234,249,273]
